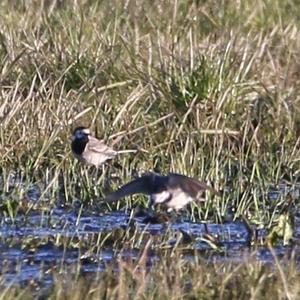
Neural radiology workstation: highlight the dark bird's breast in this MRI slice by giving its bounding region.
[71,138,88,155]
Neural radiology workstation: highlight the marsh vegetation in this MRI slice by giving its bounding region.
[1,0,300,299]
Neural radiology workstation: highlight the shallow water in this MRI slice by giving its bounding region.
[0,178,299,293]
[0,208,299,290]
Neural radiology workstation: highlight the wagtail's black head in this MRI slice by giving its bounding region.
[72,127,90,142]
[71,126,90,157]
[105,172,219,212]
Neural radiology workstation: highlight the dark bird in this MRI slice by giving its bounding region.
[71,126,135,167]
[104,173,219,211]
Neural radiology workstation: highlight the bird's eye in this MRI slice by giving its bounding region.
[76,131,83,138]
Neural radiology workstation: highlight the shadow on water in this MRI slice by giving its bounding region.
[0,179,299,292]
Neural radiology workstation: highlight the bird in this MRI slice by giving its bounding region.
[104,172,219,212]
[71,126,136,167]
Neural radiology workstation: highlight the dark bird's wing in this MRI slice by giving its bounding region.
[104,174,157,203]
[168,173,218,201]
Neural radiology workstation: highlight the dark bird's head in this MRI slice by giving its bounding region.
[71,126,91,156]
[72,127,90,141]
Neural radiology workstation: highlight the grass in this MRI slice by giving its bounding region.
[51,252,300,300]
[2,243,300,300]
[0,0,300,298]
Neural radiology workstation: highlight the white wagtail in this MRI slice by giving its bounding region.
[71,126,136,167]
[104,172,219,212]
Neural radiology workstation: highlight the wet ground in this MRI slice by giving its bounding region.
[0,208,300,292]
[0,176,299,294]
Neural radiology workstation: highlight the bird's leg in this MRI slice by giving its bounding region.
[167,208,180,221]
[148,196,157,215]
[148,205,156,217]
